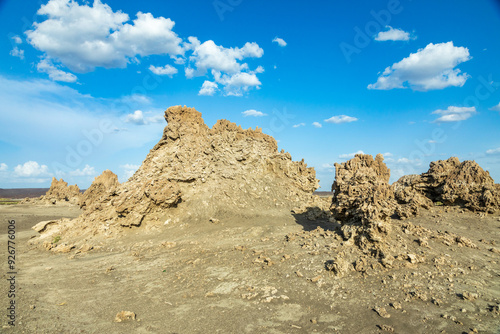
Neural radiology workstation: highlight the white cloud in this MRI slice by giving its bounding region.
[242,109,266,117]
[14,161,51,177]
[37,58,77,82]
[187,38,264,96]
[324,115,358,124]
[293,123,305,128]
[188,39,263,75]
[0,163,7,172]
[382,152,393,157]
[312,122,322,128]
[69,164,96,176]
[149,64,178,77]
[12,35,22,44]
[26,0,184,73]
[486,147,500,155]
[198,80,218,96]
[120,164,140,180]
[374,26,411,41]
[213,71,262,96]
[10,47,25,60]
[321,163,335,169]
[489,102,500,112]
[272,37,287,47]
[395,157,422,166]
[339,150,365,159]
[124,110,163,125]
[368,42,471,91]
[432,106,477,123]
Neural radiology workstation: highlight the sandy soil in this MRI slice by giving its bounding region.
[1,203,499,333]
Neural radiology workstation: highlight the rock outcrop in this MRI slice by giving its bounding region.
[394,157,499,214]
[79,170,120,211]
[330,154,396,251]
[32,106,319,243]
[21,177,81,205]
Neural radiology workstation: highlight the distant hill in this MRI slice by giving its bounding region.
[0,187,328,200]
[0,188,85,199]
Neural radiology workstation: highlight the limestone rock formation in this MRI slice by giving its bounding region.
[79,170,120,211]
[394,157,499,214]
[21,177,81,205]
[33,105,319,243]
[330,154,396,250]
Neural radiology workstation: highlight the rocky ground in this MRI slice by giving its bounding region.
[1,203,499,333]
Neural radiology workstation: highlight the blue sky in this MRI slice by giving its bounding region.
[1,0,499,190]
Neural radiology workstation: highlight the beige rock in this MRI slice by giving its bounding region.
[33,105,319,245]
[330,154,396,248]
[22,177,81,205]
[114,311,136,322]
[394,157,499,215]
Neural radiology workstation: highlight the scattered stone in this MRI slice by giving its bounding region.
[114,311,136,322]
[377,324,394,332]
[456,236,478,249]
[325,256,349,277]
[460,292,479,301]
[373,306,391,318]
[390,302,402,310]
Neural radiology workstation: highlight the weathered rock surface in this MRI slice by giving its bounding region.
[33,106,319,243]
[79,170,120,211]
[21,177,81,205]
[330,154,396,251]
[394,157,499,214]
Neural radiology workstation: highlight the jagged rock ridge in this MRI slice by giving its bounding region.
[21,177,81,205]
[32,105,319,244]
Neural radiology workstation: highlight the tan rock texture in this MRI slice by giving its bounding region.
[21,177,81,205]
[394,157,499,214]
[33,105,319,242]
[330,154,396,250]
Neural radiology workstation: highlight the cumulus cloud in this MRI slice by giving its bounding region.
[272,37,287,47]
[120,164,140,179]
[293,123,306,128]
[198,81,218,96]
[489,102,500,112]
[37,58,77,82]
[0,163,7,172]
[14,161,50,177]
[10,47,25,59]
[374,26,411,41]
[12,35,22,44]
[242,109,266,117]
[26,0,184,73]
[124,110,163,125]
[382,152,393,157]
[396,157,421,165]
[312,122,322,128]
[69,164,95,176]
[432,106,477,123]
[324,115,358,124]
[486,147,500,155]
[368,42,471,91]
[25,0,265,96]
[149,64,178,77]
[339,150,365,159]
[186,38,264,96]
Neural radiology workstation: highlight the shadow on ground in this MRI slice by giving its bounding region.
[292,206,341,232]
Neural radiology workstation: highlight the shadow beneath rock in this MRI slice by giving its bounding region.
[291,206,341,232]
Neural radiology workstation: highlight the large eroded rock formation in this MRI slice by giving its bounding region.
[21,177,81,205]
[394,157,499,214]
[33,106,319,244]
[330,154,396,250]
